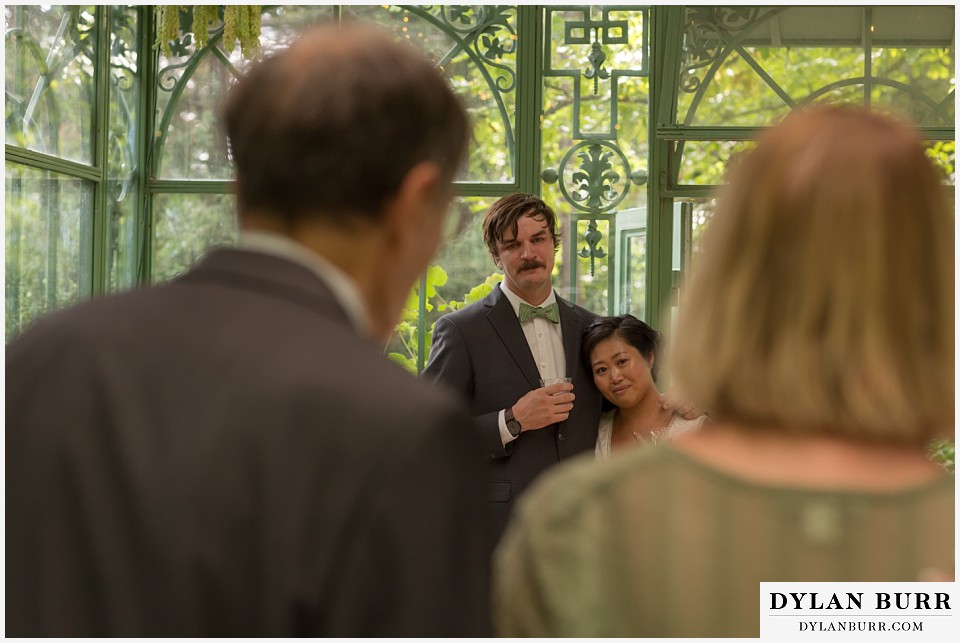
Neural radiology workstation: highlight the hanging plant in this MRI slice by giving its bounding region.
[156,5,262,58]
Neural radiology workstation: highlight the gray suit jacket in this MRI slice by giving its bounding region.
[6,248,490,637]
[423,285,602,545]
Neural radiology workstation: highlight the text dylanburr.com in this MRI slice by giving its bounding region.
[760,582,956,641]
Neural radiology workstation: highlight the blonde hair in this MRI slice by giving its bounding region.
[671,106,954,444]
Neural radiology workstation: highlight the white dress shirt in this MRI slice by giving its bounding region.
[497,280,566,445]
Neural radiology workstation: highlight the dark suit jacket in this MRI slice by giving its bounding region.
[6,248,490,637]
[423,285,602,545]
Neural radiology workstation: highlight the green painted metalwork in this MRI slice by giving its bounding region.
[4,4,955,351]
[403,5,519,176]
[453,182,520,197]
[678,6,956,130]
[542,6,648,140]
[136,5,158,286]
[659,124,959,142]
[540,6,649,317]
[658,4,955,385]
[864,7,873,110]
[544,139,645,278]
[4,145,102,181]
[679,7,771,124]
[647,6,684,335]
[91,6,111,296]
[148,180,235,194]
[568,212,617,316]
[152,43,241,179]
[578,218,607,277]
[515,5,543,195]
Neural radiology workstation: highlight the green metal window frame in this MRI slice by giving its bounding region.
[5,6,154,310]
[647,5,955,337]
[6,5,954,359]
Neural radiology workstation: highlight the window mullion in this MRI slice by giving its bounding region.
[90,5,112,296]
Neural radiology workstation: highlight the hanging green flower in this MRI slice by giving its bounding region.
[155,5,262,59]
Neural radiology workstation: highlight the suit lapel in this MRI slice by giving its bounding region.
[558,296,584,382]
[484,287,542,389]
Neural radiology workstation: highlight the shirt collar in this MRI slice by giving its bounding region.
[238,230,373,337]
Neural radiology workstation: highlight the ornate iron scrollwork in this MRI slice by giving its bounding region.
[426,5,517,92]
[680,7,760,94]
[544,140,645,276]
[578,219,607,276]
[542,7,649,280]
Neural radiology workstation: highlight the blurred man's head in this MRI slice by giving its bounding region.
[222,23,470,340]
[223,22,468,226]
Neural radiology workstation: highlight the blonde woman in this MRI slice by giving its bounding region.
[494,106,954,637]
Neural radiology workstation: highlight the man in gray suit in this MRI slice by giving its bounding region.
[424,194,604,546]
[6,24,490,637]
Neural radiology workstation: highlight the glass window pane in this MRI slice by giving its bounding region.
[155,6,336,181]
[260,5,338,52]
[872,46,955,126]
[155,52,239,180]
[152,193,237,282]
[155,5,517,184]
[6,163,94,340]
[685,198,717,263]
[676,140,757,186]
[541,8,650,317]
[616,204,647,320]
[622,232,646,318]
[5,5,97,164]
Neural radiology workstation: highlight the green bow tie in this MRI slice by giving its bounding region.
[519,302,560,324]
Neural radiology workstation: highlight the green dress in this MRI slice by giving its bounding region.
[494,445,954,638]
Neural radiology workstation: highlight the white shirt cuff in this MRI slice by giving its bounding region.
[498,408,517,446]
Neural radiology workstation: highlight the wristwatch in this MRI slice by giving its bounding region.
[504,407,522,438]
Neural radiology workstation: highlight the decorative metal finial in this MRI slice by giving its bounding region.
[578,219,607,276]
[584,33,609,94]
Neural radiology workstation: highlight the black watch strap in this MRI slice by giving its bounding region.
[504,407,522,437]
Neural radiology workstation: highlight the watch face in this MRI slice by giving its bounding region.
[507,420,521,437]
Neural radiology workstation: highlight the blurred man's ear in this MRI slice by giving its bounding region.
[369,161,450,343]
[379,160,452,292]
[384,161,446,236]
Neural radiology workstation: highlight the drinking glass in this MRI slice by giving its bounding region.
[539,376,572,392]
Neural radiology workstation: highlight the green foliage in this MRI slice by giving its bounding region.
[929,438,955,475]
[388,267,503,374]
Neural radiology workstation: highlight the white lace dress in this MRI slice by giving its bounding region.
[594,410,706,459]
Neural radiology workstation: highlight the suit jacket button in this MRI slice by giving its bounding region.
[557,433,566,440]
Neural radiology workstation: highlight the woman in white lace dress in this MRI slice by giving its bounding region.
[583,315,706,458]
